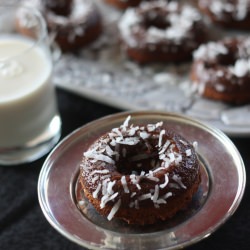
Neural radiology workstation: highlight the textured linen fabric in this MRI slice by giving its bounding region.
[0,88,249,250]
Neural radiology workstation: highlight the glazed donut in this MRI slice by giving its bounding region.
[104,0,143,9]
[198,0,250,30]
[22,0,102,52]
[118,0,207,64]
[191,37,250,104]
[78,116,201,225]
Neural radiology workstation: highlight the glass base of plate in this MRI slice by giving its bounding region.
[0,115,61,166]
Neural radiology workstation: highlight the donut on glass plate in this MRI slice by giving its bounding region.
[118,0,208,64]
[78,115,201,225]
[198,0,250,30]
[20,0,103,52]
[191,37,250,104]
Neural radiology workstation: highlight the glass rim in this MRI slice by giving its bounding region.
[0,3,48,61]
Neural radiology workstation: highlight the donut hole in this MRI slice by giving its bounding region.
[216,53,237,66]
[44,0,72,16]
[142,10,170,30]
[114,143,160,175]
[205,53,237,68]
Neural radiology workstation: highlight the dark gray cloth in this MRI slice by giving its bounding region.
[0,88,249,250]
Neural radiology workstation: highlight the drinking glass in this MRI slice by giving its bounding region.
[0,4,61,165]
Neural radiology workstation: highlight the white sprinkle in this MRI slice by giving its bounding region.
[112,128,123,138]
[78,200,85,206]
[90,169,110,176]
[179,139,188,146]
[121,115,131,130]
[168,152,175,162]
[102,178,110,195]
[186,149,192,156]
[91,175,99,183]
[84,150,115,164]
[139,131,150,139]
[138,193,152,201]
[152,185,160,203]
[160,174,169,188]
[131,192,136,198]
[107,180,116,195]
[128,126,139,136]
[172,174,187,189]
[140,171,145,176]
[159,140,171,154]
[156,121,163,128]
[107,199,121,221]
[92,183,102,199]
[162,192,173,199]
[116,137,140,145]
[155,199,167,204]
[121,176,129,193]
[158,130,166,147]
[163,158,171,168]
[130,174,140,186]
[229,59,250,77]
[193,141,198,150]
[105,145,115,156]
[147,124,156,132]
[100,192,119,209]
[147,176,160,182]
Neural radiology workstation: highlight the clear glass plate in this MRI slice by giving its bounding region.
[38,111,246,249]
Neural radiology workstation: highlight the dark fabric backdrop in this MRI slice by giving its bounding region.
[0,88,249,250]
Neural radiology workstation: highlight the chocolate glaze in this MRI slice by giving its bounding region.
[118,1,207,64]
[78,117,201,224]
[191,37,250,104]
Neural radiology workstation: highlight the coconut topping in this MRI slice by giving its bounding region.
[199,0,250,20]
[81,116,198,220]
[193,37,250,83]
[25,0,96,43]
[193,42,228,60]
[119,0,202,47]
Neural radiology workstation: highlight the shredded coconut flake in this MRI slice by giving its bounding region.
[92,183,102,199]
[172,174,187,189]
[138,193,152,201]
[152,185,160,203]
[121,176,129,193]
[160,174,169,189]
[158,129,166,147]
[186,149,192,156]
[84,150,115,164]
[107,199,121,221]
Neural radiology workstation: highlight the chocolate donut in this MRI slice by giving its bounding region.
[23,0,102,52]
[78,116,201,225]
[191,37,250,104]
[118,0,207,64]
[198,0,250,30]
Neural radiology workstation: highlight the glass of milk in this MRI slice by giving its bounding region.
[0,4,61,165]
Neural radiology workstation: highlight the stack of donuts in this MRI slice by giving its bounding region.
[18,0,250,104]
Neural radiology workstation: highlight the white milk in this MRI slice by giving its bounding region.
[0,35,57,147]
